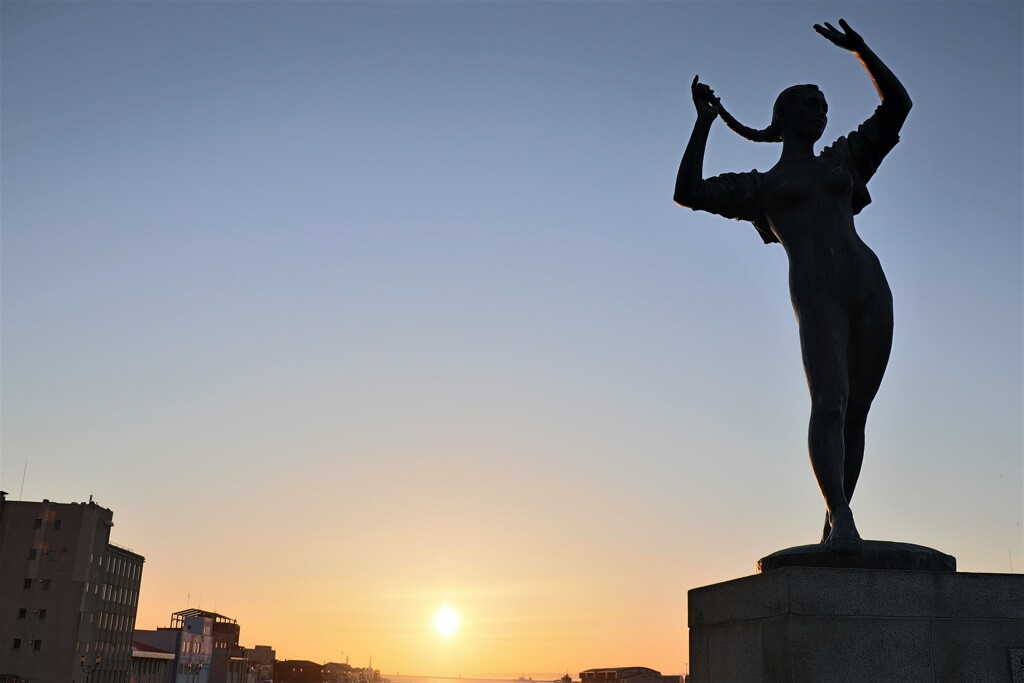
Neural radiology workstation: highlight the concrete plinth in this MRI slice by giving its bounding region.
[688,566,1024,682]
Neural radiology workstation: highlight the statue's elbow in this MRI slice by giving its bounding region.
[886,91,912,117]
[897,91,913,114]
[673,190,696,209]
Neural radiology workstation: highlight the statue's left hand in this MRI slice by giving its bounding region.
[813,19,865,52]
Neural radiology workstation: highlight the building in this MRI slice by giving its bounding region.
[244,645,274,682]
[173,610,240,683]
[136,616,211,683]
[274,661,323,683]
[580,669,680,683]
[323,662,354,683]
[136,609,243,683]
[0,494,145,683]
[132,640,175,683]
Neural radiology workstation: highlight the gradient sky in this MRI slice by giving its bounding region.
[2,0,1021,675]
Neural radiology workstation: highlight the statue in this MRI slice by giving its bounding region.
[674,20,912,554]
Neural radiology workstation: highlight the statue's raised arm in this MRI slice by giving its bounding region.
[814,19,912,124]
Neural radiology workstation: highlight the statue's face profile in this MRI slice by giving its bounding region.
[777,86,828,144]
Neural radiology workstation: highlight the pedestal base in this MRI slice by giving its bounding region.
[688,567,1024,682]
[757,540,956,573]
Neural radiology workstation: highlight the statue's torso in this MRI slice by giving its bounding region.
[764,157,891,313]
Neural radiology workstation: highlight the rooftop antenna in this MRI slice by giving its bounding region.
[19,462,27,499]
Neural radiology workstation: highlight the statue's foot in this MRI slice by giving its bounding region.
[820,511,831,544]
[823,509,861,554]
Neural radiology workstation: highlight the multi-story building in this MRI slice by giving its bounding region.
[0,494,145,683]
[136,609,242,683]
[136,615,212,683]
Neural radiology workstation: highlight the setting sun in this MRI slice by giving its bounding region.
[432,605,460,638]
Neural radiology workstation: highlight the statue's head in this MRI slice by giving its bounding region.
[773,85,827,144]
[719,84,825,144]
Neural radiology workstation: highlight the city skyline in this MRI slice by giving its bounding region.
[3,1,1021,675]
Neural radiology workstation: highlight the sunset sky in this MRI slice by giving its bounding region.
[2,1,1021,676]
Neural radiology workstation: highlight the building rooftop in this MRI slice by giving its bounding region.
[171,608,238,627]
[579,669,662,679]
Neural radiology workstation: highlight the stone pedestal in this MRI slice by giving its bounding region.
[688,566,1024,682]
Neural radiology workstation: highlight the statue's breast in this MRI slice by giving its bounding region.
[825,165,854,197]
[767,161,853,210]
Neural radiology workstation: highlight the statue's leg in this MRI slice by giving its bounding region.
[798,307,859,552]
[843,295,894,503]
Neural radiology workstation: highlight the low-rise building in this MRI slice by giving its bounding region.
[132,640,175,683]
[244,645,275,683]
[580,668,679,683]
[274,660,322,683]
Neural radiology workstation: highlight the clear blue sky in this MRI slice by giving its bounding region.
[2,0,1021,673]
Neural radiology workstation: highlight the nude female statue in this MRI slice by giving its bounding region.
[674,20,912,553]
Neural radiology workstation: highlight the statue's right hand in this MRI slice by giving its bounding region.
[691,75,720,121]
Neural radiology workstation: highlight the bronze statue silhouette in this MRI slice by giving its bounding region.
[674,20,912,553]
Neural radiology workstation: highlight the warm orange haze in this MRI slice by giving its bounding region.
[2,1,1021,680]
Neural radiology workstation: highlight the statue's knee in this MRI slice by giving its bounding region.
[811,394,846,423]
[845,403,870,428]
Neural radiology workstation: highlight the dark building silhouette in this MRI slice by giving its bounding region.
[275,660,323,683]
[580,669,680,683]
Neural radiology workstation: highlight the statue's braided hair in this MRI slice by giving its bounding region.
[718,84,820,143]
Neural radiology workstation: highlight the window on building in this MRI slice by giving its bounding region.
[32,519,41,529]
[53,520,62,530]
[32,640,41,651]
[38,609,46,620]
[22,579,31,589]
[27,549,37,560]
[16,608,25,619]
[41,579,51,591]
[11,639,20,650]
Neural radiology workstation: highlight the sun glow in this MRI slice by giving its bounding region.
[432,605,460,638]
